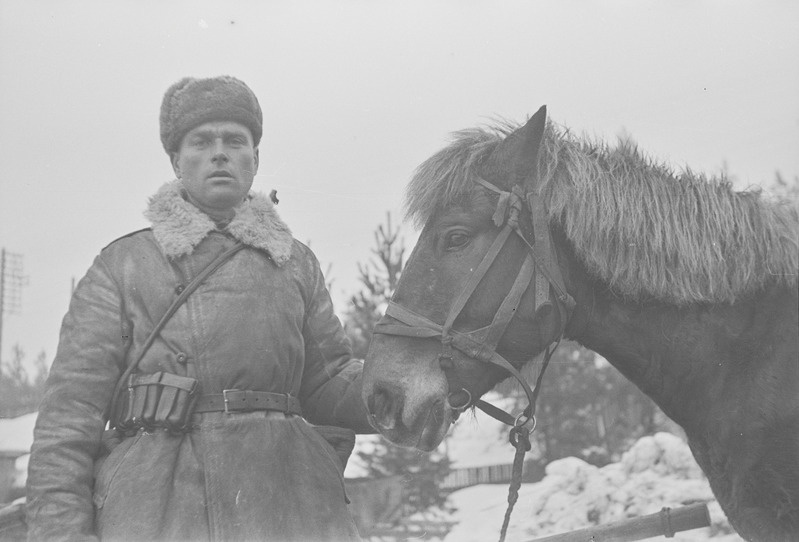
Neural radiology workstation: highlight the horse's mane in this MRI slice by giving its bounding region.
[405,121,799,305]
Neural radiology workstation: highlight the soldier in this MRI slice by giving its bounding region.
[27,76,373,541]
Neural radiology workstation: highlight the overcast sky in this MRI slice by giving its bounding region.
[1,1,797,369]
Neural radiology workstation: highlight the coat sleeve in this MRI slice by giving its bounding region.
[26,253,127,541]
[297,248,376,434]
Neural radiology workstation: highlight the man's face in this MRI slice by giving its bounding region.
[171,121,259,214]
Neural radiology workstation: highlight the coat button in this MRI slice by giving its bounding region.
[176,353,188,364]
[175,284,185,294]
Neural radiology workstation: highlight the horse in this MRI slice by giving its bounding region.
[361,106,799,541]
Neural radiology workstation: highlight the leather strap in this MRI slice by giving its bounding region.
[194,390,302,416]
[106,242,247,426]
[373,174,574,433]
[379,301,539,429]
[443,225,513,333]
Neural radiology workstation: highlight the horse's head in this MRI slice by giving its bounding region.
[363,106,573,450]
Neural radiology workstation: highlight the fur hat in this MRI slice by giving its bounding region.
[159,76,263,155]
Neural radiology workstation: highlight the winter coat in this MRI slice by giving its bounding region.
[26,181,374,541]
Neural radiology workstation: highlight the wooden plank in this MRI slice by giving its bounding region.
[526,503,711,542]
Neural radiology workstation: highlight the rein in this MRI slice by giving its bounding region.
[373,176,575,542]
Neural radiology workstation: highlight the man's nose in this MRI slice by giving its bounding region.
[211,140,229,163]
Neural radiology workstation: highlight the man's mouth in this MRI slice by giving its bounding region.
[207,170,234,180]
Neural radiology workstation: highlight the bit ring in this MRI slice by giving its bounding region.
[447,388,472,412]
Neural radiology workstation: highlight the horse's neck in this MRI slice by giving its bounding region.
[572,295,712,429]
[566,272,794,436]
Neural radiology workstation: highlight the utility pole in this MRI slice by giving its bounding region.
[0,249,4,365]
[0,248,29,363]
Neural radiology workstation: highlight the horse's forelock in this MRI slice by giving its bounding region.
[404,124,515,229]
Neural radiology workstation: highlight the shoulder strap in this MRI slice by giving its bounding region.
[105,242,246,425]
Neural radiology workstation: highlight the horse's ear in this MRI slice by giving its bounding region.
[523,105,547,186]
[484,105,547,188]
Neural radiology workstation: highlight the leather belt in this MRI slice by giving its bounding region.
[194,390,302,416]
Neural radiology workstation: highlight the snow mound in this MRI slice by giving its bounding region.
[443,432,743,542]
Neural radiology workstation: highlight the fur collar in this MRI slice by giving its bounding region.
[144,180,293,264]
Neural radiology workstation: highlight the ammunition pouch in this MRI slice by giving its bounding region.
[114,371,198,435]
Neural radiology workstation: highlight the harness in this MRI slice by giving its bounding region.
[372,175,575,542]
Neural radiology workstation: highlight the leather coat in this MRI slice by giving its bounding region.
[26,182,373,541]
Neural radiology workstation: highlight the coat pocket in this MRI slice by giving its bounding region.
[312,425,356,473]
[92,433,142,509]
[304,424,356,504]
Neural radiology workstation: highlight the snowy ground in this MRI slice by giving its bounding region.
[0,412,36,495]
[3,411,745,541]
[441,432,743,542]
[346,396,744,540]
[0,413,36,457]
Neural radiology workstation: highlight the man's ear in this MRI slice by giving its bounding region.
[170,152,182,178]
[253,147,260,174]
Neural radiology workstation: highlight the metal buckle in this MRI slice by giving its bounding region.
[222,389,238,414]
[514,412,537,433]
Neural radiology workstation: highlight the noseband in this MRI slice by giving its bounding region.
[373,176,575,431]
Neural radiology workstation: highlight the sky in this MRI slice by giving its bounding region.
[0,1,797,370]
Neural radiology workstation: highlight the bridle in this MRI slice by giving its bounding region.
[371,174,575,542]
[373,176,575,429]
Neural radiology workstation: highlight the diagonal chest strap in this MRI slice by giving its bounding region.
[106,242,247,426]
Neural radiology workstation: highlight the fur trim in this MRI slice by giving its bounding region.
[144,180,293,264]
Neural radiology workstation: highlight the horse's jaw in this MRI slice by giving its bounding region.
[363,339,454,451]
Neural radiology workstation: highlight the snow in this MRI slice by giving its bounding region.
[0,412,36,495]
[0,413,36,456]
[441,432,743,541]
[442,397,521,469]
[2,411,746,541]
[344,435,380,478]
[346,398,744,540]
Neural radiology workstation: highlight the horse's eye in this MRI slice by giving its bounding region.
[444,231,471,251]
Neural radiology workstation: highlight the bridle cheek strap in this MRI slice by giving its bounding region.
[442,225,514,333]
[376,235,540,426]
[373,176,575,431]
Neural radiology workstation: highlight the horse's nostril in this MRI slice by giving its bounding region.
[366,385,400,431]
[366,392,378,416]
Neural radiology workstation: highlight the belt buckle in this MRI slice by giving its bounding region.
[222,389,239,414]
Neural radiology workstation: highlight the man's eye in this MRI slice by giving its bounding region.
[444,231,470,251]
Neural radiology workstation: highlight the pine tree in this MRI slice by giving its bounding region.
[343,213,452,515]
[499,342,673,466]
[0,344,48,417]
[356,440,452,514]
[344,212,404,359]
